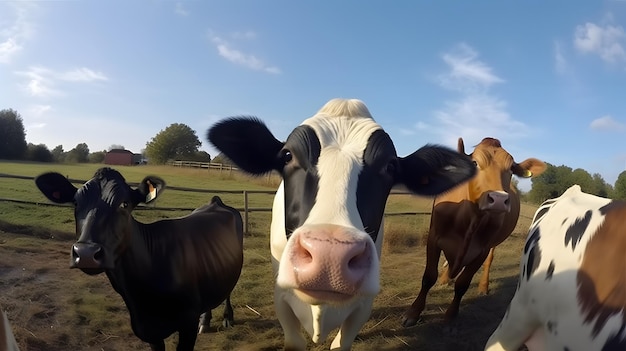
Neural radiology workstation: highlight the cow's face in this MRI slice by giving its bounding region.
[276,117,397,304]
[208,99,477,305]
[460,137,546,213]
[35,168,164,274]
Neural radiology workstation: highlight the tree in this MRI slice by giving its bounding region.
[0,109,27,160]
[51,145,65,163]
[569,168,593,194]
[615,171,626,200]
[187,151,211,162]
[65,143,90,163]
[591,173,612,198]
[144,123,202,164]
[108,144,125,151]
[89,151,106,163]
[211,152,233,165]
[25,143,53,162]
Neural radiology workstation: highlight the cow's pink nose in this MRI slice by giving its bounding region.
[479,191,510,212]
[291,229,371,295]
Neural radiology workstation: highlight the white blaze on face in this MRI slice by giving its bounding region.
[300,114,382,229]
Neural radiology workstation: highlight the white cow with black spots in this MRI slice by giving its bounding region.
[208,98,476,350]
[486,185,626,351]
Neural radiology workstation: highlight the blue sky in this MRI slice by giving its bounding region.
[1,1,626,191]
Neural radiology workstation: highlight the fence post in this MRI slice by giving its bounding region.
[243,190,249,234]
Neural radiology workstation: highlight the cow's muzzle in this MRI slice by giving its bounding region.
[71,242,105,273]
[478,191,510,212]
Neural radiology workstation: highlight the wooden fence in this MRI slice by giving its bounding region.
[0,173,430,234]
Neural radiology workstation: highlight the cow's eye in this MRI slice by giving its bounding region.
[472,160,479,168]
[120,202,129,209]
[281,150,293,164]
[385,161,396,175]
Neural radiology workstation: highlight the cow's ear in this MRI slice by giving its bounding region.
[35,172,78,204]
[398,145,476,196]
[135,176,165,204]
[207,116,285,175]
[457,137,466,154]
[512,158,547,178]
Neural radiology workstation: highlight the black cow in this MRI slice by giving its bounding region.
[35,168,244,351]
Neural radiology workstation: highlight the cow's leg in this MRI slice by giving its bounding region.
[222,295,234,328]
[485,290,539,351]
[330,299,374,350]
[401,238,441,327]
[198,310,212,334]
[444,250,489,320]
[478,247,495,295]
[177,318,200,351]
[275,297,306,351]
[149,341,166,351]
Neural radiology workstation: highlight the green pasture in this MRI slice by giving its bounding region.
[0,160,437,237]
[0,160,538,350]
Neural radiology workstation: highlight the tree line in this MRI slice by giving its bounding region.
[3,108,626,201]
[527,163,626,202]
[0,108,210,165]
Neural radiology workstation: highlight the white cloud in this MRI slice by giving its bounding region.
[27,122,46,129]
[0,38,22,63]
[16,65,108,98]
[554,41,568,74]
[574,21,626,64]
[590,115,625,131]
[232,31,257,40]
[431,94,530,145]
[16,66,61,97]
[59,67,108,82]
[208,31,281,74]
[175,3,189,16]
[0,2,36,64]
[28,104,52,116]
[437,43,504,93]
[410,44,530,146]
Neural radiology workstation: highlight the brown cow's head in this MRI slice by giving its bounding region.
[35,168,165,274]
[458,137,546,212]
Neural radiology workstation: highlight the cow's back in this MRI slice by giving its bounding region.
[486,185,626,351]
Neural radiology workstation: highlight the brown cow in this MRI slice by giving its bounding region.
[401,137,546,327]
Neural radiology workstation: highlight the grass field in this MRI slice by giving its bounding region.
[0,161,537,351]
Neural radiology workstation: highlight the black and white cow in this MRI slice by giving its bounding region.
[208,98,476,350]
[485,185,626,351]
[35,168,244,351]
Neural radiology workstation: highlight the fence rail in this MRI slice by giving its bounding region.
[0,173,429,233]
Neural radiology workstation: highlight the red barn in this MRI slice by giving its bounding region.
[104,149,134,166]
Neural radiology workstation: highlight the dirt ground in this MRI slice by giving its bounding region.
[0,226,527,351]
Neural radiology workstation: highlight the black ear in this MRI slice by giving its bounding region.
[207,116,284,175]
[134,176,165,205]
[398,145,476,196]
[35,172,78,204]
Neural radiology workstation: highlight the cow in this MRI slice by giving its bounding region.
[207,98,477,350]
[485,185,626,351]
[34,168,244,351]
[401,137,546,327]
[1,306,20,351]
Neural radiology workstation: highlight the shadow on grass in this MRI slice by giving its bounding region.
[359,274,520,351]
[0,220,74,241]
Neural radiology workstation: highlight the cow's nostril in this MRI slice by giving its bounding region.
[94,247,104,262]
[505,198,510,205]
[488,195,495,204]
[348,250,370,270]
